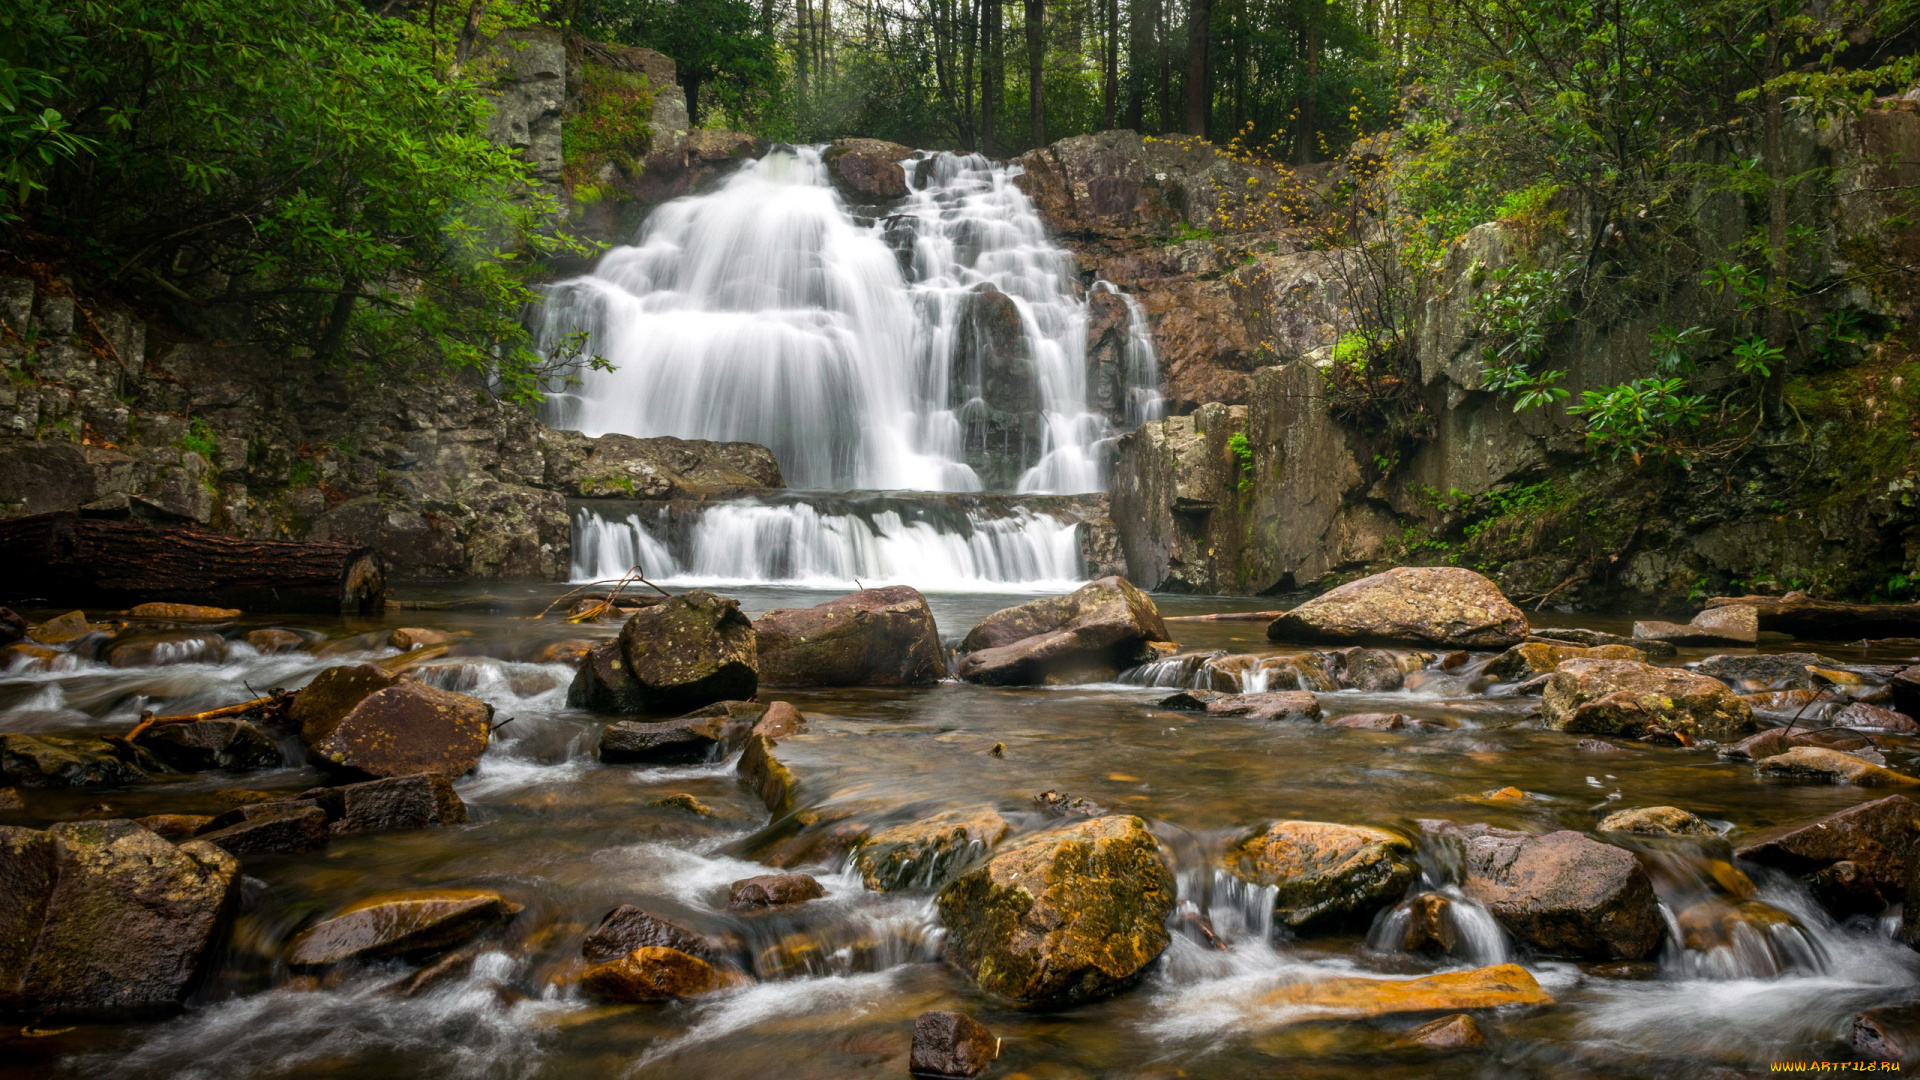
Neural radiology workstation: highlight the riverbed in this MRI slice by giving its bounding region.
[4,585,1918,1079]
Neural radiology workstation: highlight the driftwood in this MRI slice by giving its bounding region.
[0,512,385,613]
[1164,610,1286,622]
[1705,594,1920,639]
[122,690,294,742]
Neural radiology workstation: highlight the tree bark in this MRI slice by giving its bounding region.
[1762,5,1788,425]
[982,0,1001,154]
[1126,0,1154,129]
[1182,0,1209,136]
[1292,18,1319,164]
[0,513,387,613]
[1103,0,1119,130]
[1026,0,1046,148]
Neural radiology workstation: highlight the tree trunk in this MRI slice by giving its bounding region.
[1293,18,1319,164]
[1156,0,1170,133]
[684,72,703,128]
[982,0,1001,153]
[1027,0,1045,149]
[453,0,487,72]
[1762,6,1788,425]
[1102,0,1119,129]
[1126,0,1153,129]
[0,513,387,613]
[1182,0,1209,136]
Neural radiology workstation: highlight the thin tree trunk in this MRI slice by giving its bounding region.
[1156,0,1170,133]
[1762,4,1788,424]
[1127,0,1152,129]
[983,0,1001,153]
[453,0,487,72]
[1293,18,1318,164]
[797,0,812,106]
[1102,0,1119,129]
[963,0,978,149]
[1182,0,1209,136]
[1027,0,1045,148]
[684,72,703,128]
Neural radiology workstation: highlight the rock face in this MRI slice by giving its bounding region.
[910,1010,999,1079]
[1541,658,1755,741]
[305,682,494,779]
[1223,821,1418,931]
[2,820,239,1017]
[132,719,282,773]
[286,889,519,966]
[853,807,1011,891]
[581,946,719,1002]
[955,576,1168,685]
[545,432,782,498]
[1459,829,1663,960]
[604,591,758,713]
[1266,567,1529,649]
[936,815,1174,1005]
[823,138,912,201]
[755,586,945,687]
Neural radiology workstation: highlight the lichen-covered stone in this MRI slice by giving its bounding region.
[936,815,1174,1005]
[1542,658,1755,740]
[1598,806,1715,837]
[1754,746,1919,786]
[1224,820,1418,931]
[565,640,645,713]
[755,586,944,687]
[289,663,400,744]
[0,733,151,788]
[1265,567,1528,649]
[286,889,519,966]
[305,682,493,779]
[614,590,758,713]
[853,807,1011,891]
[1459,829,1663,960]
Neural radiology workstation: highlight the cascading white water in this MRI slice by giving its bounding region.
[536,145,1159,495]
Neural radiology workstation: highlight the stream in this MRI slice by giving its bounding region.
[4,586,1919,1079]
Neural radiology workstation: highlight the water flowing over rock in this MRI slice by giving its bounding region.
[1205,691,1322,722]
[911,1010,1000,1078]
[936,815,1174,1005]
[1,820,238,1017]
[196,802,329,855]
[1265,567,1529,649]
[286,889,519,966]
[1257,964,1552,1021]
[1224,821,1419,931]
[853,807,1011,891]
[581,946,722,1002]
[1541,658,1755,741]
[1457,829,1664,960]
[955,576,1168,685]
[1737,795,1920,900]
[755,586,945,687]
[131,719,281,773]
[822,138,912,201]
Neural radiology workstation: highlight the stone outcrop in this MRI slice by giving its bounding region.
[936,815,1175,1005]
[1223,821,1418,931]
[1541,658,1755,741]
[823,138,913,201]
[1458,829,1664,960]
[955,576,1168,685]
[1266,566,1528,648]
[543,431,782,498]
[755,586,945,687]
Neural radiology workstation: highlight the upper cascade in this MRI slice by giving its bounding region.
[536,144,1160,494]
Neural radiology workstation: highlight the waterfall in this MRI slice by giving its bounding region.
[536,145,1159,495]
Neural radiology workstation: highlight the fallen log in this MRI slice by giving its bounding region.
[1705,593,1920,639]
[121,691,294,742]
[1164,610,1287,622]
[0,512,386,613]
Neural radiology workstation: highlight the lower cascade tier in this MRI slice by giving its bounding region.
[569,493,1106,592]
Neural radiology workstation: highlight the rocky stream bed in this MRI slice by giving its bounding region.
[4,570,1920,1079]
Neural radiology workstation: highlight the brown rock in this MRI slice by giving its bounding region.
[910,1010,999,1078]
[533,638,595,665]
[0,607,23,646]
[0,787,23,811]
[4,642,62,671]
[196,803,329,855]
[290,664,400,744]
[752,700,805,739]
[1258,963,1551,1019]
[131,814,213,840]
[824,138,912,201]
[1833,702,1920,732]
[286,889,519,966]
[1342,648,1407,691]
[598,714,735,764]
[565,640,645,713]
[28,610,95,645]
[1852,1006,1920,1065]
[1675,899,1799,952]
[1204,691,1321,722]
[1697,653,1828,692]
[1541,658,1755,741]
[1460,830,1663,959]
[315,773,468,834]
[1896,665,1920,718]
[1631,617,1753,646]
[1327,711,1410,730]
[1485,642,1645,681]
[1159,688,1229,710]
[133,718,282,773]
[728,872,825,909]
[652,793,715,815]
[105,629,227,668]
[1688,604,1759,643]
[127,603,240,620]
[1405,1012,1486,1051]
[1224,820,1417,931]
[0,733,151,788]
[937,815,1174,1005]
[853,807,1011,891]
[244,628,305,654]
[1265,567,1528,649]
[1755,746,1917,786]
[0,825,56,1007]
[388,627,460,650]
[955,576,1168,685]
[1736,795,1920,894]
[580,945,720,1002]
[756,586,944,687]
[1806,860,1889,918]
[582,904,722,962]
[1702,593,1920,639]
[1598,806,1715,837]
[737,733,797,814]
[613,590,758,713]
[305,682,494,780]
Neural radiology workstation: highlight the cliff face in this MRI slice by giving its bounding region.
[1064,107,1920,607]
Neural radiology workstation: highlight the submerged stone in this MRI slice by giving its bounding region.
[728,872,825,909]
[286,889,519,966]
[0,733,151,788]
[1205,691,1321,722]
[1754,746,1918,786]
[910,1010,999,1078]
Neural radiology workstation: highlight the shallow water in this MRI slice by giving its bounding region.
[5,587,1920,1079]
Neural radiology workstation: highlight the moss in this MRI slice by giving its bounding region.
[562,63,655,196]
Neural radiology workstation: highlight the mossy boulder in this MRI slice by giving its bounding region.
[1541,658,1755,741]
[1224,820,1418,931]
[755,586,945,687]
[1265,567,1529,648]
[612,590,757,713]
[936,814,1174,1005]
[0,733,153,788]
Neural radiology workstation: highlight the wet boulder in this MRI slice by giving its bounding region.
[244,628,305,654]
[1459,829,1663,960]
[1833,702,1920,732]
[1257,963,1552,1020]
[1160,688,1229,710]
[610,590,758,713]
[955,576,1169,686]
[1541,658,1754,741]
[1405,1013,1486,1051]
[387,627,460,650]
[1736,795,1920,898]
[289,663,401,744]
[132,719,282,773]
[0,606,24,646]
[105,630,227,668]
[286,889,520,966]
[1485,642,1646,682]
[853,806,1011,891]
[1265,567,1528,649]
[751,700,805,738]
[581,946,721,1002]
[1696,653,1829,693]
[0,733,151,788]
[824,138,912,201]
[728,872,825,909]
[533,638,596,665]
[1896,665,1920,718]
[936,815,1175,1005]
[1223,820,1418,931]
[755,586,945,687]
[738,733,798,814]
[566,640,646,713]
[1597,806,1715,837]
[3,820,239,1017]
[598,713,736,764]
[1205,691,1321,722]
[1342,648,1408,691]
[1753,746,1918,786]
[196,802,329,855]
[309,773,468,835]
[911,1010,999,1078]
[304,682,494,780]
[582,904,725,963]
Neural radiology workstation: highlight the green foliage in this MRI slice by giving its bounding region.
[2,0,593,403]
[573,0,782,130]
[1567,377,1711,462]
[1226,430,1252,492]
[177,417,218,459]
[1472,259,1577,412]
[563,63,656,201]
